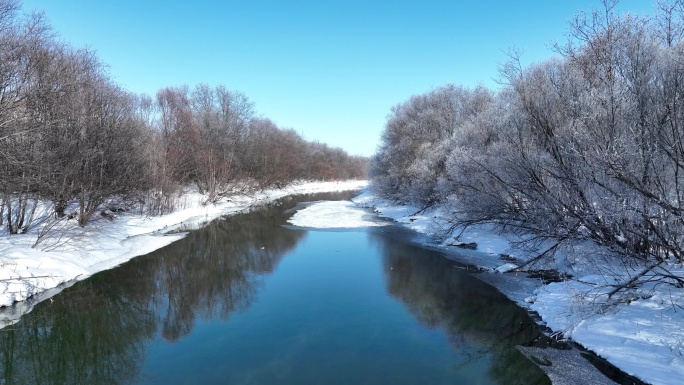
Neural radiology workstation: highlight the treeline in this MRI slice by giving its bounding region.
[0,0,366,232]
[371,0,684,276]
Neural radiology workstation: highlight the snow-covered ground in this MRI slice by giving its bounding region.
[0,180,367,326]
[353,189,684,385]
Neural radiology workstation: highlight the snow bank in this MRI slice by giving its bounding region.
[287,200,387,229]
[0,180,367,324]
[353,190,521,270]
[530,276,684,385]
[354,188,684,385]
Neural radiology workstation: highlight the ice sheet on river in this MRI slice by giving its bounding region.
[287,200,388,229]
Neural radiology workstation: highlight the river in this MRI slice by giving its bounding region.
[0,191,550,384]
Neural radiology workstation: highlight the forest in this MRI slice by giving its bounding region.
[0,0,367,233]
[370,0,684,288]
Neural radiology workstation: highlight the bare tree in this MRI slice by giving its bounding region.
[656,0,684,46]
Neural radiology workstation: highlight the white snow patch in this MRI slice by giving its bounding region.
[530,277,684,385]
[0,180,367,326]
[495,263,518,273]
[287,200,387,229]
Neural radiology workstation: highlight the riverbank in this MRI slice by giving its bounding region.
[0,180,367,320]
[353,190,683,385]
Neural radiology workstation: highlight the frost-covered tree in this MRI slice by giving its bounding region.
[371,85,493,205]
[371,0,684,276]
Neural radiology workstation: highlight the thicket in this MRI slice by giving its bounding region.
[371,0,684,290]
[0,0,366,233]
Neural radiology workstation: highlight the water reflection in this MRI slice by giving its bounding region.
[372,230,550,385]
[0,191,549,385]
[0,193,350,385]
[153,200,309,341]
[0,277,152,385]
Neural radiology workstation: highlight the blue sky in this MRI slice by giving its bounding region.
[21,0,654,157]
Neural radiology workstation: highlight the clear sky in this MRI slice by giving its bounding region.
[20,0,654,157]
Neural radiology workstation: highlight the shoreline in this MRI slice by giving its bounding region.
[353,189,679,385]
[0,180,367,326]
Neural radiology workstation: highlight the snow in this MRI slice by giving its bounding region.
[287,200,388,229]
[353,190,520,270]
[495,263,519,273]
[530,277,684,385]
[4,182,683,384]
[0,180,367,327]
[354,188,684,385]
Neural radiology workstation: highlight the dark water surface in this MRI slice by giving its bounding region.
[0,192,549,385]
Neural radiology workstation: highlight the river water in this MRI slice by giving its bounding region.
[0,191,550,384]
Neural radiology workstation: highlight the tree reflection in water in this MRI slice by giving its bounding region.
[371,230,550,385]
[153,198,308,341]
[0,192,355,385]
[0,191,550,385]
